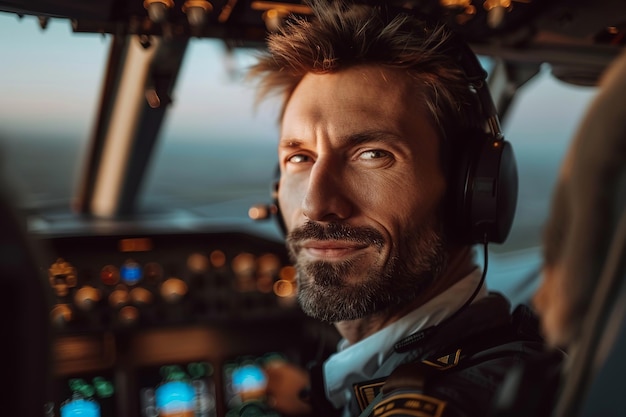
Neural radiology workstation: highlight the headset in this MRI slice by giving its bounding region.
[268,19,518,245]
[443,34,519,245]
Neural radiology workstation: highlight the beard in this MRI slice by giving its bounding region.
[285,220,446,322]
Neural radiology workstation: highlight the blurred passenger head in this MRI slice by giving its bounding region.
[533,51,626,348]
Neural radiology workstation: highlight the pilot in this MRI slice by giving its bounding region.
[249,1,548,416]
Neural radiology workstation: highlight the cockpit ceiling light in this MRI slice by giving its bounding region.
[251,1,312,32]
[439,0,476,24]
[483,0,512,10]
[251,1,312,16]
[440,0,473,9]
[262,8,289,32]
[483,0,513,28]
[144,0,175,24]
[182,0,213,28]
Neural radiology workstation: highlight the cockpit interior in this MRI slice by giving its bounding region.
[0,1,624,416]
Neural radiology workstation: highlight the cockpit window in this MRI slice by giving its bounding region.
[138,38,281,215]
[502,67,596,251]
[0,13,108,209]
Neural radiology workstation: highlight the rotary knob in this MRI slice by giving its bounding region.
[109,286,130,308]
[118,305,140,325]
[130,287,153,305]
[160,278,188,303]
[74,286,101,311]
[48,258,77,297]
[50,303,72,326]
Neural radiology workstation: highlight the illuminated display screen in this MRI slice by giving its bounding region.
[137,361,216,417]
[223,354,284,417]
[120,261,143,285]
[45,372,116,417]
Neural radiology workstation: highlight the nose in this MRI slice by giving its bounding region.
[301,159,353,222]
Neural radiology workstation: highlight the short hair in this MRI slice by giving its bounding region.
[248,0,484,150]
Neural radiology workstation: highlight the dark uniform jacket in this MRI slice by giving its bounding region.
[308,293,560,417]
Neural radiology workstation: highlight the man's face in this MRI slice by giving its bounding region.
[277,66,448,322]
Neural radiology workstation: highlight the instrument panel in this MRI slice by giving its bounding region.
[38,231,338,417]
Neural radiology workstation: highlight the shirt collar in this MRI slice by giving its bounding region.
[323,267,486,409]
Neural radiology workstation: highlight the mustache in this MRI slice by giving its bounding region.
[287,221,385,249]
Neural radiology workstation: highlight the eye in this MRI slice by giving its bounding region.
[287,154,313,164]
[358,149,391,160]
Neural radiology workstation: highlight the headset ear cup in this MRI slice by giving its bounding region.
[466,138,518,244]
[449,130,480,244]
[492,141,518,243]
